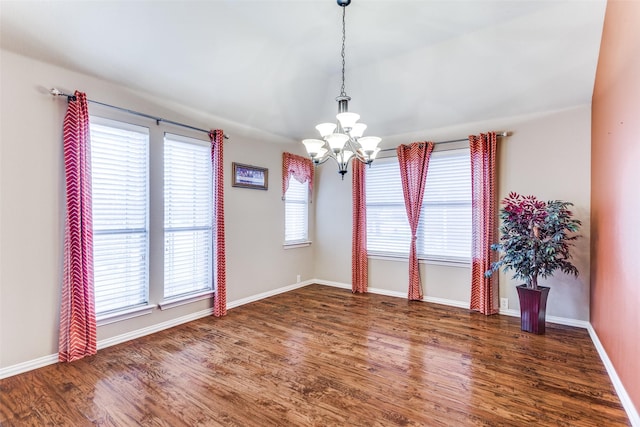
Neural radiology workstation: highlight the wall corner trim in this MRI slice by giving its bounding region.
[588,324,640,427]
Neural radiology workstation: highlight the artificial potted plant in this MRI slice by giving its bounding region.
[485,192,581,334]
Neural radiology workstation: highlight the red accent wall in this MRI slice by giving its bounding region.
[591,0,640,415]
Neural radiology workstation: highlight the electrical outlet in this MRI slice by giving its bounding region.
[296,274,301,284]
[500,298,509,310]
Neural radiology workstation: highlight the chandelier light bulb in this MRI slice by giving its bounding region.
[315,147,328,159]
[364,147,381,163]
[349,123,367,138]
[302,139,326,157]
[358,136,382,154]
[336,112,360,130]
[326,133,350,152]
[316,123,337,138]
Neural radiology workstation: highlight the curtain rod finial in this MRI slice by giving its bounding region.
[50,88,62,96]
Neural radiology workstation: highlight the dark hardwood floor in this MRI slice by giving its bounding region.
[0,284,630,426]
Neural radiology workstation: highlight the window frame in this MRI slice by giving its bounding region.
[283,175,311,247]
[365,148,472,265]
[162,132,215,302]
[89,116,151,321]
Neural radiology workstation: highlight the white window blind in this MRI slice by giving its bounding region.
[366,148,472,262]
[164,134,213,299]
[366,159,412,256]
[90,118,149,315]
[419,149,472,262]
[284,176,309,244]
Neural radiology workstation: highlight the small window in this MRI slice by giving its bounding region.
[90,118,149,315]
[163,134,214,299]
[366,148,471,262]
[284,176,309,244]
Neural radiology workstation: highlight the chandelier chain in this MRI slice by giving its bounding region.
[301,0,382,177]
[340,5,346,97]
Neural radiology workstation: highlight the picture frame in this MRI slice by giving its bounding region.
[232,162,268,190]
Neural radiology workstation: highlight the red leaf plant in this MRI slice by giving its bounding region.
[485,192,582,289]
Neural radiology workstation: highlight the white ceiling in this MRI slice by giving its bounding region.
[0,0,606,141]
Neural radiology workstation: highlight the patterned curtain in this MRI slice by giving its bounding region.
[282,152,314,199]
[396,142,434,300]
[469,132,499,315]
[352,160,368,293]
[210,130,227,317]
[59,91,97,362]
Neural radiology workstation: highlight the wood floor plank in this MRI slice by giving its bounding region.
[0,285,630,426]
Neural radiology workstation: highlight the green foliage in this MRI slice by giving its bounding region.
[485,192,581,289]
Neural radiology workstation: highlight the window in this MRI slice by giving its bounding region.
[90,118,149,315]
[164,134,213,299]
[366,148,472,262]
[284,176,309,244]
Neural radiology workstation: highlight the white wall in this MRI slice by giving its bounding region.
[315,105,591,321]
[0,47,592,371]
[0,50,315,368]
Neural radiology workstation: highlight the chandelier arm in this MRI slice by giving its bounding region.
[314,152,336,166]
[346,138,369,164]
[327,153,341,167]
[343,148,359,172]
[346,137,362,156]
[353,152,368,163]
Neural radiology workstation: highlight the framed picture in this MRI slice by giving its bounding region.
[232,162,268,190]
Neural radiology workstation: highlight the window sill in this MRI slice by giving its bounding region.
[283,241,312,249]
[421,257,471,268]
[159,290,214,310]
[97,304,155,327]
[368,254,470,267]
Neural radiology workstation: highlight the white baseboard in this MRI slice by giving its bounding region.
[424,295,469,309]
[313,279,408,299]
[0,353,59,380]
[227,280,313,309]
[0,280,313,380]
[97,308,214,350]
[313,279,351,290]
[588,324,640,427]
[497,307,590,329]
[498,307,520,317]
[2,279,637,427]
[315,279,589,327]
[546,314,590,329]
[315,279,467,309]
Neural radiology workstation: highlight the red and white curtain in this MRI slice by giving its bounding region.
[282,152,314,199]
[397,142,434,300]
[469,132,499,315]
[59,91,97,362]
[210,130,227,317]
[352,160,368,293]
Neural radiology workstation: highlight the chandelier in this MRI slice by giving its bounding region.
[302,0,382,178]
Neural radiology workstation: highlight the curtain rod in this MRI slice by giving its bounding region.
[49,88,229,140]
[379,132,510,153]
